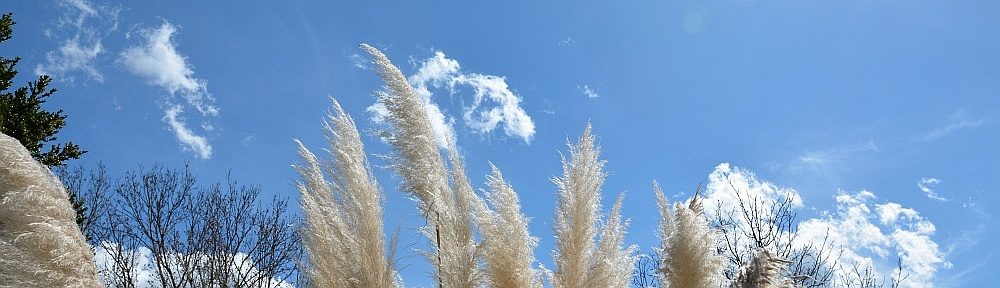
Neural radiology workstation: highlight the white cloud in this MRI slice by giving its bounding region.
[703,163,803,222]
[703,163,947,287]
[121,21,219,159]
[917,109,984,142]
[368,50,535,146]
[34,0,119,83]
[796,140,878,167]
[163,106,212,159]
[797,190,947,287]
[875,202,919,225]
[918,177,946,201]
[579,85,599,98]
[121,22,219,117]
[451,73,535,142]
[35,36,104,82]
[350,53,368,70]
[558,36,575,47]
[94,242,158,287]
[241,134,257,146]
[94,242,293,288]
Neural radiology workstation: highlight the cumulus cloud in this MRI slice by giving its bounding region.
[797,190,947,287]
[163,106,212,159]
[451,73,535,142]
[918,178,946,201]
[703,163,947,287]
[121,22,218,116]
[94,242,293,288]
[34,0,119,83]
[368,50,535,147]
[120,22,218,159]
[703,163,803,218]
[579,85,599,98]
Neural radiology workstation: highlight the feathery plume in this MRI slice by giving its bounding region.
[473,164,542,288]
[656,183,724,288]
[0,133,100,287]
[547,124,635,288]
[729,250,793,288]
[294,99,397,288]
[591,193,639,287]
[360,43,479,288]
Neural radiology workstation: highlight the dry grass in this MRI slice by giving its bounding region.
[294,99,398,287]
[360,43,479,288]
[473,164,542,288]
[655,182,725,288]
[546,124,636,288]
[0,133,100,287]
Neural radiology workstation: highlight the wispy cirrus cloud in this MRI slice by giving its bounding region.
[916,109,984,142]
[34,0,120,83]
[578,84,599,98]
[918,177,946,201]
[162,106,212,159]
[558,36,575,47]
[796,140,879,167]
[120,22,218,159]
[368,49,535,147]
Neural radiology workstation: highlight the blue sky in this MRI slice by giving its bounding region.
[4,0,998,286]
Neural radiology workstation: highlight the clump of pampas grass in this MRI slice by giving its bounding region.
[654,181,724,288]
[294,99,399,288]
[546,125,636,288]
[0,132,100,287]
[729,249,793,288]
[360,43,480,288]
[472,164,543,288]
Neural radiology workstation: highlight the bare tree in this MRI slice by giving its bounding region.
[630,252,660,288]
[710,173,913,288]
[57,163,112,246]
[838,258,909,288]
[711,174,839,287]
[74,164,301,288]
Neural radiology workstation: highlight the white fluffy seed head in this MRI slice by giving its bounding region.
[295,99,398,288]
[474,164,542,288]
[657,185,725,288]
[360,43,480,288]
[0,133,101,287]
[729,250,793,288]
[547,124,635,288]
